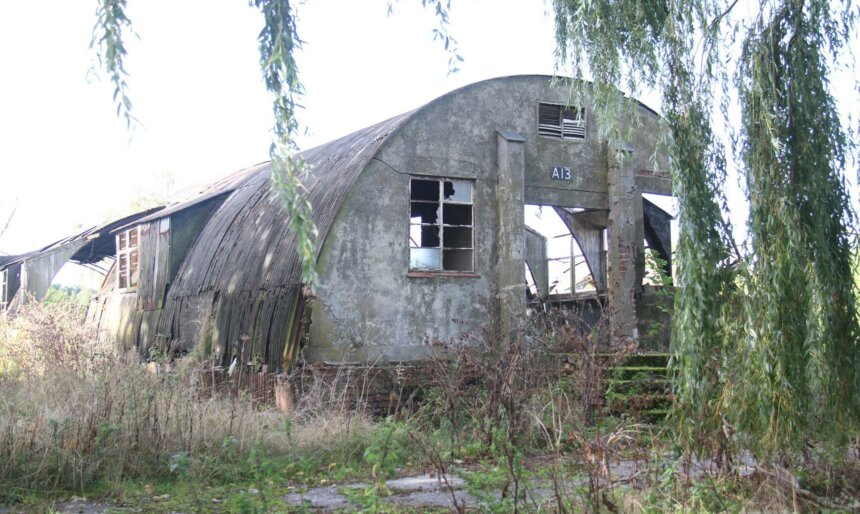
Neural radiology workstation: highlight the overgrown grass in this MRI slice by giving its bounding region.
[1,297,859,512]
[0,300,409,508]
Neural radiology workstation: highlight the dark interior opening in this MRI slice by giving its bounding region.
[443,204,471,226]
[411,179,439,201]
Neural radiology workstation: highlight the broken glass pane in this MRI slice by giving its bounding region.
[130,249,139,274]
[130,249,140,285]
[443,204,472,226]
[409,225,440,248]
[410,202,440,224]
[443,249,473,271]
[118,254,128,289]
[410,248,441,270]
[411,179,439,201]
[443,227,472,248]
[443,180,472,203]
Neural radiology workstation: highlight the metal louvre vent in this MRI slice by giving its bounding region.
[538,102,586,140]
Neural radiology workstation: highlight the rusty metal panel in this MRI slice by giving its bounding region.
[642,198,673,277]
[135,219,171,312]
[96,293,139,351]
[16,241,87,307]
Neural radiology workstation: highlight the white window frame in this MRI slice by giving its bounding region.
[116,226,141,289]
[0,269,7,311]
[409,177,475,273]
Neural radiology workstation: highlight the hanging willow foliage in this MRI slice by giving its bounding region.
[252,0,319,290]
[736,1,859,455]
[661,23,735,458]
[90,0,461,291]
[552,0,859,458]
[91,0,135,129]
[553,0,737,457]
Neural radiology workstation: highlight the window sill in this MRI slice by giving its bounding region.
[407,271,480,278]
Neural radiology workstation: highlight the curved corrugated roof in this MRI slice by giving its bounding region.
[150,74,663,368]
[167,110,414,299]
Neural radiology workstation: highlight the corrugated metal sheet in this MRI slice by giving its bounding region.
[156,112,414,370]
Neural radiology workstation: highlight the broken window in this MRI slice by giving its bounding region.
[0,269,7,311]
[409,178,474,272]
[116,226,140,289]
[538,102,586,140]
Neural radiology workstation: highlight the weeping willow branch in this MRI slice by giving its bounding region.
[661,0,736,459]
[253,0,319,291]
[552,0,666,149]
[551,0,859,459]
[423,0,463,73]
[90,0,137,129]
[736,1,859,455]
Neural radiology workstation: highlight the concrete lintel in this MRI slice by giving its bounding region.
[635,174,673,196]
[496,130,526,143]
[524,187,609,210]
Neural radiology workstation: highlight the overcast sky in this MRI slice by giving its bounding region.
[0,0,856,260]
[0,0,563,255]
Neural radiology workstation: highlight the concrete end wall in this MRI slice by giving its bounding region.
[308,76,665,364]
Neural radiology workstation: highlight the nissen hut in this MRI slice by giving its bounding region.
[2,75,674,377]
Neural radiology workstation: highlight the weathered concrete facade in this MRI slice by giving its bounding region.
[3,75,673,370]
[308,76,671,363]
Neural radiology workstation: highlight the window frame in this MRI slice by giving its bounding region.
[116,226,141,290]
[0,269,7,311]
[408,176,476,274]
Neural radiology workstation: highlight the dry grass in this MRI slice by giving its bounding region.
[0,300,379,503]
[3,297,858,512]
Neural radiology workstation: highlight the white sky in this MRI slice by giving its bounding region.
[0,0,856,263]
[0,0,561,255]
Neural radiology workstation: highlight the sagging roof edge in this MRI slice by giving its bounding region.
[0,206,165,270]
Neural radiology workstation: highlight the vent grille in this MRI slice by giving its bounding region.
[538,102,586,140]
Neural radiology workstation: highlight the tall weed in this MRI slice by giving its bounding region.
[0,300,383,503]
